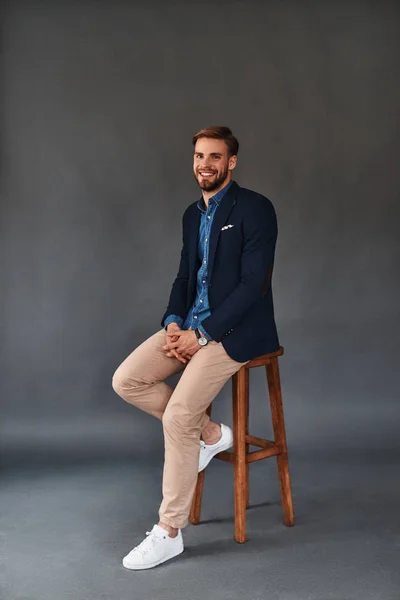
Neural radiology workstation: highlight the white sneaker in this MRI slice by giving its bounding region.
[122,524,184,570]
[198,423,233,472]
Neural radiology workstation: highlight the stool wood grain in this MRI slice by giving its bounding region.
[189,346,294,543]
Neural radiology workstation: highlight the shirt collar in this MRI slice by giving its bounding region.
[197,179,234,213]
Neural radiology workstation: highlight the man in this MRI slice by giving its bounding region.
[112,126,280,570]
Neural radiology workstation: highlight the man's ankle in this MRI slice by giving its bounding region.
[202,423,222,445]
[158,521,178,537]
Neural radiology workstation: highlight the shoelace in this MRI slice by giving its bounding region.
[134,530,167,556]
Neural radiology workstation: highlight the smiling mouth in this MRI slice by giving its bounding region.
[198,171,216,177]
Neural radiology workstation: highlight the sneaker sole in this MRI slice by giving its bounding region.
[122,544,184,570]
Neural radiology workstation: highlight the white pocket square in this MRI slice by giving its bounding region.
[221,224,234,231]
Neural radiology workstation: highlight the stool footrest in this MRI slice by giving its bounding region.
[215,434,280,465]
[247,446,280,462]
[245,434,276,450]
[215,450,234,463]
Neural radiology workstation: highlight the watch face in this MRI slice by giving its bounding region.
[199,337,208,346]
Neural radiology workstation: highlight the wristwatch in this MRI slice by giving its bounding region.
[194,328,208,347]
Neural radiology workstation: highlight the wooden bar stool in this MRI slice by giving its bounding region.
[189,346,294,543]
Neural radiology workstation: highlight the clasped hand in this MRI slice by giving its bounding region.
[163,324,200,364]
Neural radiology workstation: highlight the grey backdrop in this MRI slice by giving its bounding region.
[1,2,400,598]
[1,0,399,463]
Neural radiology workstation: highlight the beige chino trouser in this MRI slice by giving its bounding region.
[112,328,249,529]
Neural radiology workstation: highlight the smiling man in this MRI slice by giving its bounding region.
[112,126,280,569]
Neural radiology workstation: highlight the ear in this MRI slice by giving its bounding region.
[228,155,237,171]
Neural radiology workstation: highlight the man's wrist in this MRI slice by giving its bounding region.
[194,328,209,346]
[198,323,212,341]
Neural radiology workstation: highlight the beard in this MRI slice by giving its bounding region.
[194,165,229,192]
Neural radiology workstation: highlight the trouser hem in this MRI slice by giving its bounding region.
[158,514,188,529]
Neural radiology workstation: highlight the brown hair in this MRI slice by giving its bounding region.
[192,126,239,156]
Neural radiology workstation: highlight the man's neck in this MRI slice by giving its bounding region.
[202,176,232,208]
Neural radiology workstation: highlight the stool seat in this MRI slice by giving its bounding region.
[246,346,284,367]
[190,345,294,543]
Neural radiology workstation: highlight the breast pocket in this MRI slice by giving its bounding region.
[218,224,242,259]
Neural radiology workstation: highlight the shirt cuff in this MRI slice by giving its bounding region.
[163,314,184,330]
[198,323,213,341]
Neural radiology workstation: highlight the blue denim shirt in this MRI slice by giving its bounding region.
[164,180,233,339]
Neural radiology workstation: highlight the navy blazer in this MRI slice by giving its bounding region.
[161,181,280,362]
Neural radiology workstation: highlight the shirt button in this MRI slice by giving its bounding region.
[200,299,203,303]
[194,315,198,319]
[207,216,211,220]
[204,260,206,264]
[205,238,208,242]
[203,280,206,283]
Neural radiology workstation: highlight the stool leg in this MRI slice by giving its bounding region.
[266,358,295,527]
[233,368,249,543]
[244,372,250,508]
[189,403,213,525]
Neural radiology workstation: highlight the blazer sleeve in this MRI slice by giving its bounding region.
[160,212,190,328]
[200,197,277,342]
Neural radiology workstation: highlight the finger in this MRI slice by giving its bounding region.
[174,352,187,364]
[167,335,179,343]
[165,350,181,360]
[169,351,186,362]
[163,342,180,351]
[170,349,187,363]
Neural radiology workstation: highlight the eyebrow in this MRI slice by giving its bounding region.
[194,152,222,157]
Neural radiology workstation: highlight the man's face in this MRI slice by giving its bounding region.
[193,138,237,192]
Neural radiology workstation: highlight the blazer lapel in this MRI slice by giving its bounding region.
[207,181,238,282]
[187,204,201,274]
